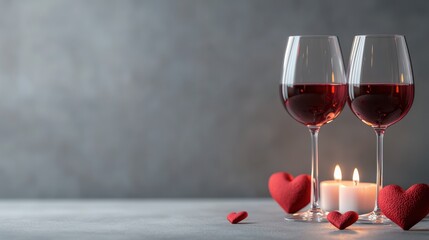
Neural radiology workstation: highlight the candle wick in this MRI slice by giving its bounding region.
[353,180,358,186]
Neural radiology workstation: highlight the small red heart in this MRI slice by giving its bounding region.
[379,184,429,230]
[327,211,358,230]
[268,172,311,213]
[227,211,248,224]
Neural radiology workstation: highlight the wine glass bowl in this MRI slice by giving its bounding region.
[281,36,347,222]
[347,35,414,224]
[348,35,414,129]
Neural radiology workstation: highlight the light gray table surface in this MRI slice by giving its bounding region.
[0,199,427,239]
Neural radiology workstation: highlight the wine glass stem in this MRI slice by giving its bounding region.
[373,128,385,214]
[308,126,321,211]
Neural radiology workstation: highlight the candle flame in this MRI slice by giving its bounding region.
[334,164,342,181]
[353,168,360,185]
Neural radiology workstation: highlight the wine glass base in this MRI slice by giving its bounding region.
[285,209,326,223]
[357,212,391,224]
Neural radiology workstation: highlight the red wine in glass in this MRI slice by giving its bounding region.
[349,83,414,128]
[280,84,347,126]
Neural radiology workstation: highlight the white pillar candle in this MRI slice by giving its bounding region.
[321,181,342,212]
[321,165,353,212]
[338,168,376,214]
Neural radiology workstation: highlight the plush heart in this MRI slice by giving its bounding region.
[268,172,311,213]
[327,211,358,230]
[379,184,429,230]
[227,211,248,224]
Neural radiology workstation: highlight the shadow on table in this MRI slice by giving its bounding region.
[409,228,429,232]
[328,229,358,235]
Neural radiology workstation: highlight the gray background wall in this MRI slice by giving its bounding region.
[0,0,427,198]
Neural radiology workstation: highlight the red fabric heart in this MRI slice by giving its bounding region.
[227,211,248,224]
[268,172,311,213]
[379,184,429,230]
[327,211,358,230]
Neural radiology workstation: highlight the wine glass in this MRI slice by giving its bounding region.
[280,36,347,222]
[347,35,414,224]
